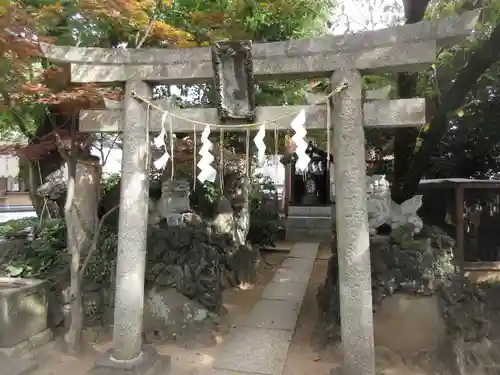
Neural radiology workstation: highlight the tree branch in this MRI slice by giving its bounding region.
[401,22,500,198]
[79,204,119,281]
[135,0,162,48]
[0,90,33,139]
[136,18,155,48]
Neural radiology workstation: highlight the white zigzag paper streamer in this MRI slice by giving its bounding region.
[197,125,216,183]
[253,124,266,168]
[153,112,170,170]
[290,110,310,172]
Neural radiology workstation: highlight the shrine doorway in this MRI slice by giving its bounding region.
[288,142,333,207]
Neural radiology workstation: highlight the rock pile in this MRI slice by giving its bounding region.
[317,223,488,349]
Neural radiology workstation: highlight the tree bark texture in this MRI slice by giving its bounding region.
[391,0,429,204]
[64,156,101,354]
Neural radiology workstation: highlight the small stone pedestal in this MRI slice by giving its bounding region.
[86,345,170,375]
[0,277,53,357]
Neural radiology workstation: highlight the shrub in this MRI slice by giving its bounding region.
[0,217,38,238]
[101,172,120,195]
[1,218,67,284]
[190,181,221,219]
[0,216,118,288]
[247,177,282,248]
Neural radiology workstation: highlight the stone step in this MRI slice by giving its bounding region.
[285,228,331,242]
[288,205,332,217]
[286,216,332,230]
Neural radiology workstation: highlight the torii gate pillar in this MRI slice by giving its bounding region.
[331,67,375,375]
[112,80,151,361]
[90,80,170,373]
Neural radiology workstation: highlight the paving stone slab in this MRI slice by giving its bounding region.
[260,280,308,302]
[285,229,331,242]
[261,241,293,253]
[288,242,320,259]
[0,354,38,375]
[281,257,315,271]
[197,369,264,375]
[272,263,314,284]
[243,299,301,331]
[213,327,292,375]
[293,242,321,251]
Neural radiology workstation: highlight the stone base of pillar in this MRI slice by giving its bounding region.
[86,345,170,375]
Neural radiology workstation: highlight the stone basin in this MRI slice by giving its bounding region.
[0,277,49,348]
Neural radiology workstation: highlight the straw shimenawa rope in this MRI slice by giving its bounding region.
[131,80,348,130]
[138,80,348,184]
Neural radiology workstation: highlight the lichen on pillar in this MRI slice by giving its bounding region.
[331,67,376,375]
[112,80,152,362]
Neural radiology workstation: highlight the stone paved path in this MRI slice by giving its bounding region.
[201,242,320,375]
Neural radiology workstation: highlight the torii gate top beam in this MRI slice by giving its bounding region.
[39,11,479,84]
[41,10,478,65]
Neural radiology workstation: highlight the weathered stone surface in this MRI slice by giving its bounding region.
[288,206,331,217]
[317,224,489,355]
[79,99,426,134]
[88,345,170,375]
[40,10,479,64]
[213,327,292,375]
[260,280,307,302]
[374,293,445,355]
[112,80,151,361]
[0,278,48,349]
[243,299,301,331]
[331,67,375,375]
[363,99,427,128]
[0,329,53,357]
[211,40,256,121]
[0,353,38,375]
[70,40,436,82]
[142,287,213,341]
[272,263,314,284]
[366,175,424,235]
[197,369,264,375]
[145,220,234,314]
[272,258,315,283]
[154,180,191,220]
[261,241,293,253]
[287,242,320,259]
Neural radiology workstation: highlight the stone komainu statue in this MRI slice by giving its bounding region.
[213,172,259,286]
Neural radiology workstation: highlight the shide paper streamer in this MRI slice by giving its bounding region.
[197,125,217,183]
[153,112,171,170]
[291,110,310,173]
[253,124,266,167]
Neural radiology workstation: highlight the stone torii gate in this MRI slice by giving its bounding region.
[41,10,479,375]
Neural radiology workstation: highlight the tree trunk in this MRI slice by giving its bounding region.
[64,155,101,355]
[400,22,500,200]
[18,157,44,217]
[19,109,73,218]
[390,2,428,204]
